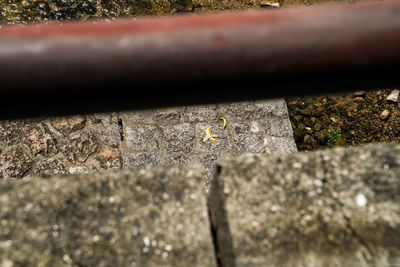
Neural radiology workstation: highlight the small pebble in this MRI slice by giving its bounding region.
[380,109,391,120]
[260,1,280,7]
[386,89,399,103]
[353,90,366,96]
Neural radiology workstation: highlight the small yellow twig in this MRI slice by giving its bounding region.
[203,127,218,142]
[219,117,227,129]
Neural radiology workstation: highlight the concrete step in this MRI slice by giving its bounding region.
[0,164,215,267]
[1,143,399,266]
[209,143,400,267]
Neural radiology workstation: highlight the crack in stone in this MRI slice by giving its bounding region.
[207,164,236,267]
[208,207,223,267]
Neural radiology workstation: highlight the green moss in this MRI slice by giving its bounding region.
[326,128,341,149]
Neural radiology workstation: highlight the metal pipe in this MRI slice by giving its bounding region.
[0,0,400,119]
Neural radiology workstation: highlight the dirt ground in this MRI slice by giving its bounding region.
[286,89,400,151]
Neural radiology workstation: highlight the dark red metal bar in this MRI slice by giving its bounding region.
[0,0,400,119]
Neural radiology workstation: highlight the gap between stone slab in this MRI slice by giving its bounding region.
[207,164,236,267]
[118,117,124,141]
[208,207,223,267]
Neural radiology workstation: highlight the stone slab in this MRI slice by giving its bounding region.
[121,99,296,185]
[209,143,400,267]
[0,99,296,182]
[0,114,124,180]
[0,164,216,267]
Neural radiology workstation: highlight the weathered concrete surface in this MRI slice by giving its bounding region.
[209,143,400,267]
[0,100,296,184]
[121,100,297,185]
[0,164,216,267]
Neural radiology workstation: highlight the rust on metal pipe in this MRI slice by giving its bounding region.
[0,0,400,118]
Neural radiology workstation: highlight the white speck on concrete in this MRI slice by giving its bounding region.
[143,236,150,247]
[356,193,367,207]
[383,164,390,170]
[314,179,323,187]
[63,254,72,263]
[293,162,302,168]
[223,186,230,194]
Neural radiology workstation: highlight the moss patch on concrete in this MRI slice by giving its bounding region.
[287,90,400,151]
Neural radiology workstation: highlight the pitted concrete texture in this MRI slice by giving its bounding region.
[209,143,400,267]
[0,164,216,267]
[121,99,297,184]
[0,99,296,183]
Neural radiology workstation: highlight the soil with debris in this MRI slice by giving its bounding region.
[286,89,400,151]
[0,0,372,25]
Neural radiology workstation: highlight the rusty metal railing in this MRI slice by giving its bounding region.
[0,0,399,119]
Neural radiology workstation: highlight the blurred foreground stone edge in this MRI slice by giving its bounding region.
[0,164,217,267]
[1,143,399,266]
[209,143,400,267]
